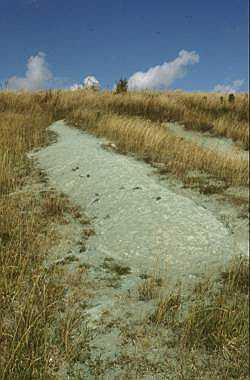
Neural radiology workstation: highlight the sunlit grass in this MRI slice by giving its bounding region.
[0,102,78,378]
[69,110,249,186]
[0,89,248,378]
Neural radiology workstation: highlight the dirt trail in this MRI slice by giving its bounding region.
[33,121,236,278]
[29,120,248,378]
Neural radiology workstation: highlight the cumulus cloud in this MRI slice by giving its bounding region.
[128,50,200,90]
[83,75,100,89]
[213,79,244,93]
[70,75,100,91]
[6,52,53,91]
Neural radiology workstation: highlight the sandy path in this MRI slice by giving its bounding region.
[29,120,247,378]
[32,121,235,282]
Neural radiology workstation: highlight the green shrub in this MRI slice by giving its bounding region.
[115,78,128,94]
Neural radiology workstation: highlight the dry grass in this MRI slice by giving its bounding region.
[137,277,162,301]
[180,259,249,378]
[0,98,88,379]
[69,110,249,186]
[2,89,248,147]
[150,291,181,326]
[147,255,249,379]
[0,89,248,378]
[16,88,247,148]
[0,90,248,188]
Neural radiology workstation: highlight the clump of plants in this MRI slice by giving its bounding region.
[114,78,128,94]
[137,276,162,301]
[228,93,235,103]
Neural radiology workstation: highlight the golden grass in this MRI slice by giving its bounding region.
[115,91,249,150]
[21,88,247,148]
[3,88,244,187]
[0,102,79,378]
[180,257,249,378]
[0,89,249,378]
[0,93,98,378]
[148,256,249,379]
[1,89,248,147]
[69,110,249,186]
[137,277,162,301]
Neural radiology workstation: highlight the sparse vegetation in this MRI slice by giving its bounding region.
[137,276,162,301]
[147,255,249,378]
[102,257,131,276]
[180,256,249,378]
[150,291,181,326]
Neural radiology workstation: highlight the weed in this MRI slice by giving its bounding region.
[150,291,181,326]
[137,277,162,301]
[189,257,248,375]
[102,258,131,276]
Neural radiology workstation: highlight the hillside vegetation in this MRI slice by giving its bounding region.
[0,90,249,378]
[1,90,249,188]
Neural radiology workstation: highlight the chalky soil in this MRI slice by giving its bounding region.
[30,120,245,378]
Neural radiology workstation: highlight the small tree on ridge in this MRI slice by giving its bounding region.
[115,78,128,94]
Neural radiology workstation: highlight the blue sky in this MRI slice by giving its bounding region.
[0,0,248,91]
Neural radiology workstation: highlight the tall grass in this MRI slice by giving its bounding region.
[149,255,249,379]
[1,89,248,147]
[0,101,66,378]
[1,89,248,189]
[0,89,248,378]
[69,110,249,186]
[21,89,248,149]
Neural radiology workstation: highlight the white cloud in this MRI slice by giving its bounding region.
[128,50,200,90]
[69,76,100,91]
[6,52,53,91]
[83,75,100,89]
[213,79,245,93]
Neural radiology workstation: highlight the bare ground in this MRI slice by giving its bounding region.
[28,120,249,379]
